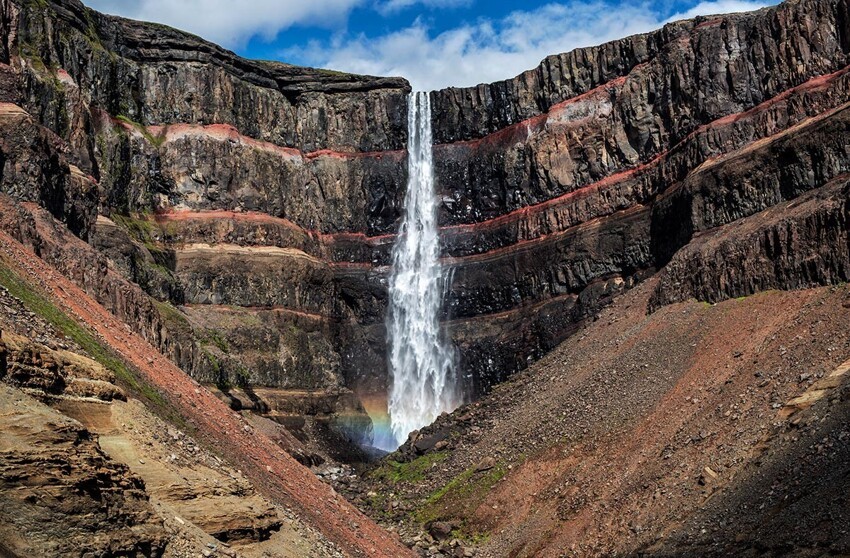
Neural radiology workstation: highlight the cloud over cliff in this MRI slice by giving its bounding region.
[85,0,772,90]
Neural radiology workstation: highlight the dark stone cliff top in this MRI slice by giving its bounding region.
[429,0,848,142]
[42,0,411,95]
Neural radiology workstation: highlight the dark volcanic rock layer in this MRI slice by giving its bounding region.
[429,0,850,390]
[0,0,850,429]
[0,0,407,425]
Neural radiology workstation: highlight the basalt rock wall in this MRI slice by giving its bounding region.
[430,0,850,390]
[1,0,850,414]
[0,0,408,410]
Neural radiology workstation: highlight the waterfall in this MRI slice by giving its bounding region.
[385,91,457,449]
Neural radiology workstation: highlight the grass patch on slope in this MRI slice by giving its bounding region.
[370,451,449,485]
[200,329,230,353]
[111,212,159,245]
[415,461,508,525]
[153,299,192,334]
[115,115,168,147]
[111,213,175,272]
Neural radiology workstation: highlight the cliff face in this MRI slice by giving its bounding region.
[0,0,410,438]
[431,0,850,390]
[1,0,849,443]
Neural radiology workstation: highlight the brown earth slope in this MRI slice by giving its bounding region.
[0,281,343,558]
[0,226,413,557]
[353,275,850,557]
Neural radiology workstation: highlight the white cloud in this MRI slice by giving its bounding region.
[84,0,774,89]
[375,0,472,16]
[84,0,365,48]
[668,0,769,20]
[290,0,772,90]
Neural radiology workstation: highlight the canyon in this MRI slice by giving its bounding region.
[0,0,848,555]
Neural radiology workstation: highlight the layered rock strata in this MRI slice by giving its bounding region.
[430,0,850,390]
[0,287,346,557]
[0,0,405,434]
[0,383,168,557]
[1,0,850,419]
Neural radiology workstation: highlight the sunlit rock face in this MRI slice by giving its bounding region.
[429,0,850,393]
[2,0,850,446]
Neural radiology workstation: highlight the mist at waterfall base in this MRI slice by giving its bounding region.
[377,91,458,452]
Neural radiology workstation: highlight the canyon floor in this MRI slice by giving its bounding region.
[342,277,850,557]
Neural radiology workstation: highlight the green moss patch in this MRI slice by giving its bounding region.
[111,212,157,242]
[415,461,508,525]
[370,451,449,485]
[116,115,168,147]
[111,212,173,264]
[200,329,230,353]
[153,300,192,334]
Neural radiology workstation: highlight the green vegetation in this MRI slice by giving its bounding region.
[364,490,392,520]
[115,115,168,147]
[415,461,508,524]
[18,40,62,89]
[0,259,180,424]
[200,329,230,353]
[110,212,173,267]
[315,68,350,77]
[153,300,192,334]
[82,7,108,53]
[451,525,490,546]
[370,451,449,485]
[207,346,250,391]
[111,211,157,242]
[204,348,222,375]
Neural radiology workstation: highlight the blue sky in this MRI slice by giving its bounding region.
[84,0,775,90]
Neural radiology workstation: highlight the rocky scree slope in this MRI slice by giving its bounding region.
[352,276,850,557]
[0,269,348,557]
[0,0,849,555]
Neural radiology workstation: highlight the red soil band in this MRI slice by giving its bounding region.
[112,118,406,162]
[106,64,850,270]
[441,63,850,237]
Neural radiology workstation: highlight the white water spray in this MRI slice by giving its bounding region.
[386,91,457,449]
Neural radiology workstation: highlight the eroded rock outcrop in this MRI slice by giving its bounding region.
[0,384,168,557]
